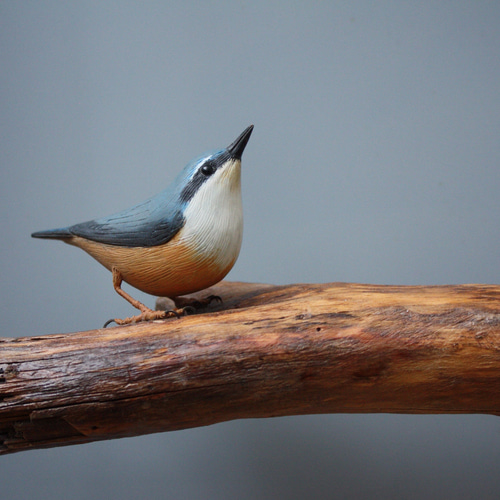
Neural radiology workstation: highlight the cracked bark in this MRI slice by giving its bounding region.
[1,281,500,455]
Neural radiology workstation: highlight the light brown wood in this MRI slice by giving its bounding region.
[1,281,500,455]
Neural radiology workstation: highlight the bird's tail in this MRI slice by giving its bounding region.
[31,228,73,240]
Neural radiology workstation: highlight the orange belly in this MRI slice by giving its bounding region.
[67,233,237,297]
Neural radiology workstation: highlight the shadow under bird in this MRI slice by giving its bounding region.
[32,125,254,326]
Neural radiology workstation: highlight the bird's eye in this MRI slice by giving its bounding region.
[201,162,216,176]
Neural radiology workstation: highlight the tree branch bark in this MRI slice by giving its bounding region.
[1,281,500,455]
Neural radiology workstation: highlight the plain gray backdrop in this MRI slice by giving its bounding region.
[1,2,500,499]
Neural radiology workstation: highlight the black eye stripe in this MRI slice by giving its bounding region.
[179,151,232,204]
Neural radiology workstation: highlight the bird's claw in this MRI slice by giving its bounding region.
[103,294,223,327]
[180,305,197,316]
[173,294,223,311]
[103,308,182,328]
[205,294,223,305]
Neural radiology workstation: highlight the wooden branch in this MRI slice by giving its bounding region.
[1,281,500,455]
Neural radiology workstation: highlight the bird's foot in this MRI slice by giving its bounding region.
[105,267,192,327]
[103,308,183,328]
[173,294,222,311]
[105,294,223,327]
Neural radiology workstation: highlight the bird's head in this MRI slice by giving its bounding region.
[175,125,254,207]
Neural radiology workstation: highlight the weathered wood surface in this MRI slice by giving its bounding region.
[1,281,500,455]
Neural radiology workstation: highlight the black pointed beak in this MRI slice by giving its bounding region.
[227,125,254,160]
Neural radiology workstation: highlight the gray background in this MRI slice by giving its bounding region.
[2,2,500,499]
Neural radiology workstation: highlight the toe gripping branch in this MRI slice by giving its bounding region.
[103,267,223,328]
[103,268,181,327]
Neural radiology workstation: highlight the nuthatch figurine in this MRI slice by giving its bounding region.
[32,125,254,326]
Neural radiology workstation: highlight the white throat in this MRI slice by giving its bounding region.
[180,159,243,272]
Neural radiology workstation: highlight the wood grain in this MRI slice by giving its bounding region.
[1,281,500,455]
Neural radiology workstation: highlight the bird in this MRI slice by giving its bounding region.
[32,125,254,326]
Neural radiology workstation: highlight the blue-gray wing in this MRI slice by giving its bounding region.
[32,153,203,246]
[67,194,185,247]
